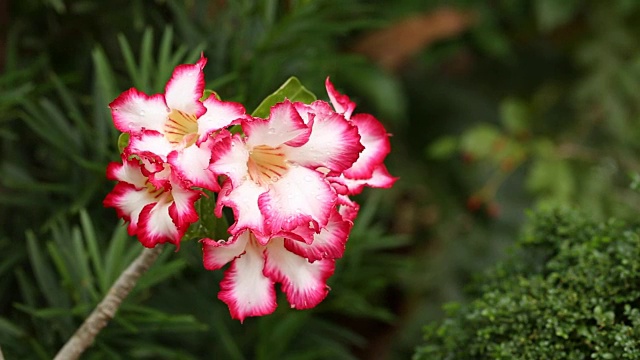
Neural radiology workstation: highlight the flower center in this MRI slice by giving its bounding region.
[165,109,199,148]
[247,144,288,186]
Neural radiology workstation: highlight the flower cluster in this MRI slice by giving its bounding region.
[104,56,396,321]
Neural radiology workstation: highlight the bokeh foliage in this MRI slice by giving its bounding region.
[3,0,640,359]
[415,209,640,359]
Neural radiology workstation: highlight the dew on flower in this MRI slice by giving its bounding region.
[139,110,145,116]
[267,127,276,134]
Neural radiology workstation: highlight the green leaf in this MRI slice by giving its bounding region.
[183,190,227,241]
[499,98,530,135]
[118,133,130,154]
[427,136,459,159]
[0,316,25,338]
[535,0,579,32]
[252,77,317,118]
[459,125,501,158]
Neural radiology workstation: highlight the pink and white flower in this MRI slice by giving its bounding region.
[109,55,246,191]
[202,211,349,321]
[103,153,200,248]
[324,78,397,194]
[104,63,398,320]
[208,100,363,244]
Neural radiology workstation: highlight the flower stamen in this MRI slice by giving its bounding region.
[165,109,198,147]
[247,144,288,185]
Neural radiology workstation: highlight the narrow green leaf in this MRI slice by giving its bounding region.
[156,26,175,91]
[252,77,317,118]
[136,258,186,291]
[50,73,88,135]
[25,231,69,310]
[140,27,154,92]
[104,224,132,286]
[81,210,107,293]
[118,33,142,88]
[92,46,119,159]
[0,316,24,338]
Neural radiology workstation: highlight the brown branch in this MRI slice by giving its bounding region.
[54,246,164,360]
[0,343,5,360]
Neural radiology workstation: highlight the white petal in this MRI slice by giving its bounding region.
[164,56,207,116]
[208,133,250,186]
[202,231,250,270]
[264,238,334,309]
[127,131,175,160]
[109,89,169,133]
[260,166,336,234]
[218,238,277,322]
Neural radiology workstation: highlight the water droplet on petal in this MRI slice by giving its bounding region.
[304,175,312,182]
[314,194,323,200]
[139,110,146,116]
[268,127,276,134]
[271,175,280,182]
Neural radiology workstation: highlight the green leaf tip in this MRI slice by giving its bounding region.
[118,133,130,154]
[252,77,317,118]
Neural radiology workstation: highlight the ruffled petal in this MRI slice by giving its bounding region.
[136,200,180,247]
[244,100,311,148]
[103,182,154,235]
[164,55,207,116]
[217,234,277,322]
[285,110,363,173]
[201,231,250,270]
[259,166,336,234]
[109,88,169,133]
[216,179,270,244]
[168,138,220,191]
[106,158,147,188]
[168,175,201,233]
[337,194,360,223]
[127,130,175,160]
[338,163,398,195]
[197,96,246,141]
[293,100,334,125]
[343,113,391,179]
[264,238,334,309]
[325,77,355,120]
[208,131,250,187]
[284,211,350,262]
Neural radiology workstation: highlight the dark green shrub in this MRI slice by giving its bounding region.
[415,209,640,360]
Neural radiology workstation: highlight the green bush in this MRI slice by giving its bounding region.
[415,209,640,360]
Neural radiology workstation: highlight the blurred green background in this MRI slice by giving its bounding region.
[2,0,640,359]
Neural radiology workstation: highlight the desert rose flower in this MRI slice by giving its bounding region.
[109,55,246,191]
[104,153,200,248]
[324,78,397,194]
[208,99,363,244]
[201,209,351,321]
